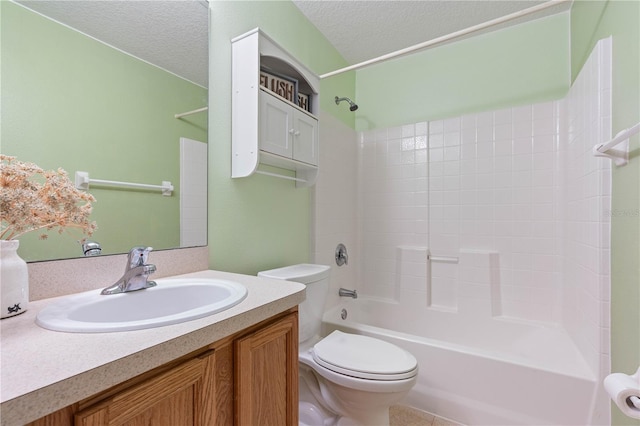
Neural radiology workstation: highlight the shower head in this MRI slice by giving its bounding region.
[335,96,358,111]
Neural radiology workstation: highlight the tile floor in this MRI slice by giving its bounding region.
[390,405,463,426]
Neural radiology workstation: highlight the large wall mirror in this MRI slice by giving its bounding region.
[2,1,209,262]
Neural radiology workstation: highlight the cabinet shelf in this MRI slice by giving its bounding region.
[231,28,320,187]
[257,151,318,185]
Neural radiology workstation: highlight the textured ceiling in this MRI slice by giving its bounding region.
[292,0,571,65]
[15,0,209,88]
[15,1,571,89]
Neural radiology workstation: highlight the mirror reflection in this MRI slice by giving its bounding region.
[2,1,209,262]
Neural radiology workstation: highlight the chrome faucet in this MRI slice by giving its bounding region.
[338,288,357,299]
[101,246,157,295]
[81,239,102,257]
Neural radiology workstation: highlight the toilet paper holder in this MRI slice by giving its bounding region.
[605,366,640,419]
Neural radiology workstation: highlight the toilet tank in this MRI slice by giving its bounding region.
[257,264,330,343]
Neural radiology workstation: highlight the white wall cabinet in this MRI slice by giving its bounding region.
[232,28,319,187]
[259,90,318,165]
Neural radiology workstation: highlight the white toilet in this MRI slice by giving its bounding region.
[258,264,418,426]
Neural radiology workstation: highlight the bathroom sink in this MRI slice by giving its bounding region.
[36,278,248,333]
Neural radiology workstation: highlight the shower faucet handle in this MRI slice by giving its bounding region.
[335,243,349,266]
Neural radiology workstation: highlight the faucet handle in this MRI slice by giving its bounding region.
[335,243,349,266]
[126,246,153,270]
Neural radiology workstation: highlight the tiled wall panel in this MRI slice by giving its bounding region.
[561,38,611,377]
[360,102,564,323]
[315,40,611,390]
[312,112,359,311]
[355,40,611,378]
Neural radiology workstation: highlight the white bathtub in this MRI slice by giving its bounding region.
[322,299,599,425]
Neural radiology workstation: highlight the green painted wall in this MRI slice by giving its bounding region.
[1,2,207,261]
[571,1,640,425]
[208,1,352,274]
[354,13,571,131]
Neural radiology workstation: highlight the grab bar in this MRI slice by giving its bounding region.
[75,171,173,196]
[427,254,459,264]
[174,106,208,119]
[592,122,640,166]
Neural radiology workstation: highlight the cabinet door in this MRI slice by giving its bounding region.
[74,351,217,426]
[259,90,293,158]
[235,313,298,426]
[292,110,318,166]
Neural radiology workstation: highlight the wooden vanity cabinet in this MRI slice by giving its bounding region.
[75,349,220,426]
[235,310,298,426]
[27,309,298,426]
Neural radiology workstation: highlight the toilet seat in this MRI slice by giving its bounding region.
[312,331,418,380]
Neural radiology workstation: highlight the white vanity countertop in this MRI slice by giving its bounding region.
[0,269,305,426]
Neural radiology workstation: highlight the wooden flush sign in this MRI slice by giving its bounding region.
[260,70,311,112]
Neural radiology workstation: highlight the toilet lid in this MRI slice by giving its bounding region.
[312,331,418,380]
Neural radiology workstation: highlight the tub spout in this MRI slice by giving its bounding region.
[339,288,357,299]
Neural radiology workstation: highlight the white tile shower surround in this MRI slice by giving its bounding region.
[312,111,359,311]
[314,38,613,424]
[562,37,612,413]
[359,101,571,322]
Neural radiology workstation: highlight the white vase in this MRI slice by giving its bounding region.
[1,240,29,318]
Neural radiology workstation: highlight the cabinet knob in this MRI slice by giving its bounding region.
[289,128,295,134]
[294,131,300,136]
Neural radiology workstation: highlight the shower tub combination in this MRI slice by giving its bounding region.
[322,298,599,425]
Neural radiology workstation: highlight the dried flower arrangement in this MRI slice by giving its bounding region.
[0,154,97,241]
